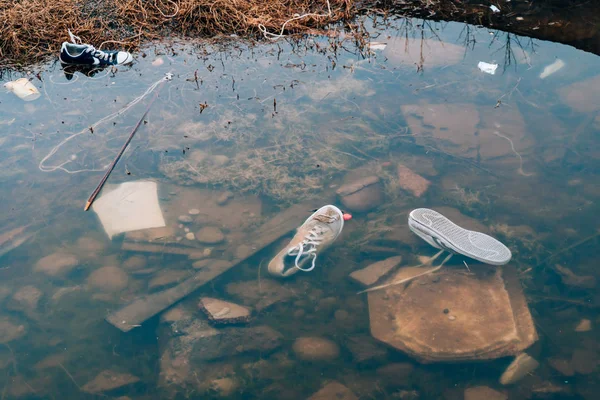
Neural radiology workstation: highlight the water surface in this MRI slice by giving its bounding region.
[0,16,599,400]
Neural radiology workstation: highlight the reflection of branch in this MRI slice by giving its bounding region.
[495,77,522,107]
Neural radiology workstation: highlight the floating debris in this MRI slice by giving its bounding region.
[3,78,40,101]
[92,181,166,239]
[478,61,499,75]
[540,59,565,79]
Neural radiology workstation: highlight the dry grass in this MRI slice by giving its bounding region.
[0,0,356,67]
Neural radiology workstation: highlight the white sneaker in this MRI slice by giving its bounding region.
[268,205,344,278]
[408,208,512,265]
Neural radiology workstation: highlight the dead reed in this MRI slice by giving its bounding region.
[0,0,355,67]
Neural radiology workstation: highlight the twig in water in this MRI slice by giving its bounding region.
[358,250,448,294]
[495,77,521,108]
[58,362,82,391]
[462,260,471,272]
[257,259,264,292]
[534,231,599,268]
[84,79,167,211]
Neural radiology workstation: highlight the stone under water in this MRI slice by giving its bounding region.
[308,381,358,400]
[350,255,403,287]
[198,297,251,324]
[499,353,539,385]
[368,265,537,362]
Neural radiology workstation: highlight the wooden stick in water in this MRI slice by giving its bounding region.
[84,80,166,211]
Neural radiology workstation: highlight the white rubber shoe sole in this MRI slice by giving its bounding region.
[408,208,512,265]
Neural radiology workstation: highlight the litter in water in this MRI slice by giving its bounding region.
[477,61,499,75]
[3,78,40,101]
[368,42,387,51]
[539,58,565,79]
[92,180,166,239]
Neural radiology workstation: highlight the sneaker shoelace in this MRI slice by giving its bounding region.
[84,45,113,62]
[287,225,328,272]
[67,29,112,63]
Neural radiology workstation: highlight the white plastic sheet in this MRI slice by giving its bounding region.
[92,180,166,239]
[3,78,40,101]
[477,61,499,75]
[539,59,565,79]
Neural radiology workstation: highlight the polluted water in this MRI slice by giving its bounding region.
[0,12,599,400]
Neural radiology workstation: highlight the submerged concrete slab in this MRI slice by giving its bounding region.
[368,265,537,363]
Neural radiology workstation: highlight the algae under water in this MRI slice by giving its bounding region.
[0,15,599,400]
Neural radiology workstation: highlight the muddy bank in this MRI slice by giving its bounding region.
[382,0,600,56]
[3,0,600,68]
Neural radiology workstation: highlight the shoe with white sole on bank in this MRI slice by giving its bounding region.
[268,205,345,278]
[59,30,133,67]
[60,42,133,66]
[408,208,512,265]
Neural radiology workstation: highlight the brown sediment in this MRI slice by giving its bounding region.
[0,0,356,67]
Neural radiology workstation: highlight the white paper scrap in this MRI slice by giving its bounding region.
[539,59,565,79]
[490,5,501,13]
[92,180,166,239]
[368,42,387,51]
[478,61,499,75]
[3,78,41,102]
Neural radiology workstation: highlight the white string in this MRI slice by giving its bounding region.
[258,0,332,41]
[38,74,172,174]
[490,130,534,177]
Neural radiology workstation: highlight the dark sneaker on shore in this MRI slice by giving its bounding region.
[59,42,133,66]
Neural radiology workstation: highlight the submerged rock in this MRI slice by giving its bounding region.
[75,237,106,257]
[336,176,384,212]
[216,191,233,206]
[87,266,129,292]
[225,279,294,311]
[209,377,238,397]
[350,256,402,287]
[559,74,600,113]
[8,285,42,313]
[575,319,592,332]
[376,363,414,387]
[499,353,539,385]
[185,232,196,241]
[34,252,79,277]
[191,325,283,362]
[178,215,193,223]
[0,316,27,343]
[308,381,358,400]
[369,265,537,362]
[547,357,575,376]
[82,370,140,394]
[531,381,572,398]
[122,255,146,270]
[292,337,340,362]
[198,297,251,324]
[0,286,11,304]
[196,226,225,244]
[464,386,507,400]
[571,348,598,375]
[554,264,596,289]
[345,335,388,365]
[397,164,431,198]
